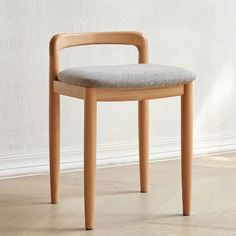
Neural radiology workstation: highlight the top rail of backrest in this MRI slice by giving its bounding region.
[49,31,148,57]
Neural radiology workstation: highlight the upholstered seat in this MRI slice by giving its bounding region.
[57,64,196,89]
[50,32,195,230]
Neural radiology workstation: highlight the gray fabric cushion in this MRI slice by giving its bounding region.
[57,64,196,89]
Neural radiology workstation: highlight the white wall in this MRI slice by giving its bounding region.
[1,0,236,177]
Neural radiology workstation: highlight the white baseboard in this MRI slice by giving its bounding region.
[1,132,236,178]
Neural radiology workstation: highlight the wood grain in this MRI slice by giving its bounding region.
[49,55,60,204]
[1,154,236,235]
[84,88,97,229]
[49,31,193,230]
[181,82,193,215]
[138,100,149,193]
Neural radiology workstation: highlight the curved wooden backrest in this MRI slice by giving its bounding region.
[49,31,148,63]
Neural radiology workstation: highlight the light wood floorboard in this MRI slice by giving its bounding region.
[1,153,236,235]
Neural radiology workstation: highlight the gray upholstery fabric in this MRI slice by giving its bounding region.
[57,64,196,89]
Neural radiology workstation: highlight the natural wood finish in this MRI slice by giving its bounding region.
[49,31,193,230]
[1,154,235,235]
[49,31,147,56]
[84,88,97,230]
[138,100,149,192]
[53,81,85,100]
[181,82,193,216]
[53,81,184,101]
[49,55,60,204]
[137,36,149,193]
[96,85,184,101]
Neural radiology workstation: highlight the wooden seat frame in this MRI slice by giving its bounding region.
[49,31,193,230]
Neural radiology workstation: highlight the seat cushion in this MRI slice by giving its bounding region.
[57,64,196,89]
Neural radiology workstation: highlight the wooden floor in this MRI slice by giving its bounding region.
[1,153,236,235]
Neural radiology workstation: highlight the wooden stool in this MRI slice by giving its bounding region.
[49,31,195,230]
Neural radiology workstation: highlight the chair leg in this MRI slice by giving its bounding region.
[49,91,60,204]
[181,82,193,216]
[84,88,97,230]
[138,100,149,193]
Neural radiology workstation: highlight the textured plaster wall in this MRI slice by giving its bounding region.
[0,1,236,168]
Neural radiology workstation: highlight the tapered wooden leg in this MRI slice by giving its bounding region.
[84,88,97,230]
[49,91,60,204]
[138,100,149,193]
[181,82,193,216]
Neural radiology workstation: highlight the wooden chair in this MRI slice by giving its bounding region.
[49,31,195,230]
